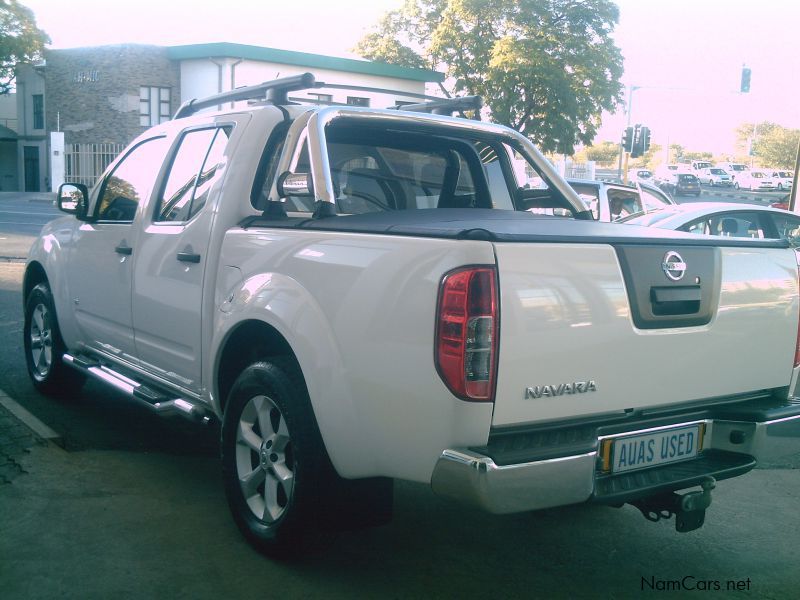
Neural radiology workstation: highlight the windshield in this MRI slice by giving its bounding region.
[710,168,726,174]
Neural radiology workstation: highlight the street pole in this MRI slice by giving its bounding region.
[617,84,637,181]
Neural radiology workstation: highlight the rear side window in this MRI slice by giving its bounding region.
[682,212,765,239]
[96,136,171,222]
[156,127,231,222]
[770,213,800,247]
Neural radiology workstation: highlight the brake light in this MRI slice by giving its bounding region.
[435,266,498,402]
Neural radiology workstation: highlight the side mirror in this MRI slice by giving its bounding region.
[57,183,89,220]
[276,171,314,198]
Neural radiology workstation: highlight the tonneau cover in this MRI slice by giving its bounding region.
[242,209,790,248]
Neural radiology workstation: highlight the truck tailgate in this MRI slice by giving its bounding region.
[492,242,798,427]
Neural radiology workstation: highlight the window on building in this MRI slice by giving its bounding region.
[156,127,231,222]
[32,94,44,130]
[140,86,171,127]
[346,96,370,107]
[308,93,333,105]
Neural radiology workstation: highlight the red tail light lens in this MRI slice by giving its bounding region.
[435,266,498,402]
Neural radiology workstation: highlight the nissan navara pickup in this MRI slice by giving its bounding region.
[23,73,800,556]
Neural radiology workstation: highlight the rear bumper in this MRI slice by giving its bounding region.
[430,404,800,514]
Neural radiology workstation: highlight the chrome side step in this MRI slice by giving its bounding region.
[63,353,211,425]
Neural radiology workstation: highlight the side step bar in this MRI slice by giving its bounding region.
[63,353,211,425]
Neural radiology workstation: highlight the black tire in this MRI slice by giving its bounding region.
[23,282,85,396]
[778,183,783,191]
[734,182,740,190]
[221,358,392,557]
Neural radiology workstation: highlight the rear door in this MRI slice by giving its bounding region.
[131,125,233,392]
[491,241,798,427]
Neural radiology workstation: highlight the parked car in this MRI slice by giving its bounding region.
[566,178,674,221]
[627,168,654,184]
[733,169,776,191]
[620,202,800,247]
[658,173,702,197]
[697,167,733,187]
[769,170,794,191]
[716,162,749,183]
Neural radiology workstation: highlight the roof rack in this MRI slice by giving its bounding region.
[172,72,482,120]
[388,95,483,116]
[173,72,316,119]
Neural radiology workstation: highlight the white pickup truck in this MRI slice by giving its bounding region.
[24,74,800,556]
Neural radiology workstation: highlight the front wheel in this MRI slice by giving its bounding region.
[23,282,85,396]
[734,182,740,190]
[777,183,784,191]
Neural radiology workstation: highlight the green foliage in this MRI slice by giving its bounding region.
[0,0,49,94]
[734,122,800,169]
[355,0,624,155]
[573,140,619,165]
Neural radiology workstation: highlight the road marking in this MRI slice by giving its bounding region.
[0,387,63,445]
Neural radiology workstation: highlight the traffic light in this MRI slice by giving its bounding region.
[741,67,751,93]
[622,126,634,153]
[640,126,651,153]
[630,125,642,158]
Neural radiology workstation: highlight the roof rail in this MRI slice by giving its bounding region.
[172,72,316,119]
[389,95,483,116]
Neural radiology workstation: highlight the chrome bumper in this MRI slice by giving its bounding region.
[430,413,800,514]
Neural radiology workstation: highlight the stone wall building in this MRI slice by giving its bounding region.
[11,43,443,192]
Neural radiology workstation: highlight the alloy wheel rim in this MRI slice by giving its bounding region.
[29,303,53,379]
[235,394,295,523]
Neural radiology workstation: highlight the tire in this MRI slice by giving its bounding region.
[23,282,85,396]
[778,183,783,191]
[734,182,740,190]
[221,358,392,557]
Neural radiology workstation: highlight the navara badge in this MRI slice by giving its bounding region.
[662,250,687,281]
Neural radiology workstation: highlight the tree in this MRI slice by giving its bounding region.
[0,0,49,94]
[573,140,619,165]
[735,121,800,169]
[355,0,624,155]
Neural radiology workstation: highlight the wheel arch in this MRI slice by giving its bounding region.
[216,319,297,415]
[23,261,48,304]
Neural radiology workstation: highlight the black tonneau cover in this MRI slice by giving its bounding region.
[241,209,790,248]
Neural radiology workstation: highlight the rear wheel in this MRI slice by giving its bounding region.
[221,359,392,557]
[23,283,85,396]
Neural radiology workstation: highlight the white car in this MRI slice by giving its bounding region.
[733,169,776,191]
[698,167,733,187]
[627,168,654,184]
[769,170,794,191]
[621,202,800,247]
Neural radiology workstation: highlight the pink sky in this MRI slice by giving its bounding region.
[24,0,799,155]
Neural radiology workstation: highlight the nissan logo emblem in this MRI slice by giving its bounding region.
[662,251,687,281]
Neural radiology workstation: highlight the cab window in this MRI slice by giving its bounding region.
[156,127,231,222]
[96,136,170,222]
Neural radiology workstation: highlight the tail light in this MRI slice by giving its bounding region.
[435,266,498,402]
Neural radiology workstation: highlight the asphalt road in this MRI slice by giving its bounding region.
[0,192,61,259]
[1,194,799,598]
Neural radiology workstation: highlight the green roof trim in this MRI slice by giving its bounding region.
[167,43,444,83]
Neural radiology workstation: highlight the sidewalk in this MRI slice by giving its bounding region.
[0,192,56,204]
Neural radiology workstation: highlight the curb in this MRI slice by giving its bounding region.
[0,387,63,448]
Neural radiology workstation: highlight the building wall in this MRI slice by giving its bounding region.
[15,64,46,191]
[44,45,180,145]
[179,59,428,112]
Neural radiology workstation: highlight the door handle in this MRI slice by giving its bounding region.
[115,245,133,256]
[177,252,201,264]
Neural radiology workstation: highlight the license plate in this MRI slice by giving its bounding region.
[611,424,701,473]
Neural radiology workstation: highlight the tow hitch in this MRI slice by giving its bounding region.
[630,478,716,533]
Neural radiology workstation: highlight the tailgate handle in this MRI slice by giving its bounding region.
[177,252,201,264]
[650,286,701,316]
